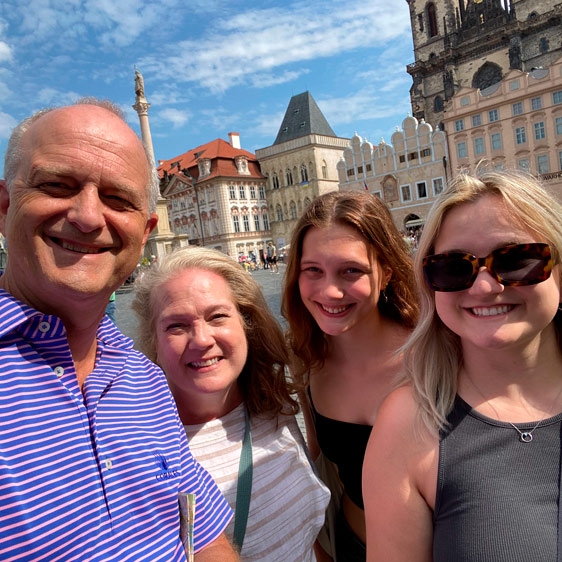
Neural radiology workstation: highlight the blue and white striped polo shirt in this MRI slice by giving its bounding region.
[0,290,232,561]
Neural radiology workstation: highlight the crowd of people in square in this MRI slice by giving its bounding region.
[1,98,561,562]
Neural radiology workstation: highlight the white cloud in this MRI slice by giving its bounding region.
[36,87,82,106]
[0,41,13,63]
[250,69,310,88]
[158,108,191,128]
[0,111,17,139]
[141,0,411,93]
[253,110,286,137]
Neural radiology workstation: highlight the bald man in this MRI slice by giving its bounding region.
[0,100,237,561]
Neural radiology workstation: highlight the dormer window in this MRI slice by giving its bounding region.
[235,156,250,175]
[198,158,211,177]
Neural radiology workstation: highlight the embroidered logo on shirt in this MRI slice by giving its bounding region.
[154,452,180,481]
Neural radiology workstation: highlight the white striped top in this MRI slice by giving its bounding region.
[184,403,330,561]
[0,290,232,561]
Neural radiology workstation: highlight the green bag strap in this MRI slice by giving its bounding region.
[233,406,253,551]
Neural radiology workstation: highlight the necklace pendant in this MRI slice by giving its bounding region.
[520,432,533,443]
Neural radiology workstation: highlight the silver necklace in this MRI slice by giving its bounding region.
[464,375,562,443]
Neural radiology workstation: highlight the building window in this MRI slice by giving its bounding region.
[399,155,406,163]
[553,90,562,105]
[262,213,270,230]
[250,185,256,199]
[286,170,293,185]
[300,165,308,182]
[518,158,530,171]
[510,80,520,91]
[416,181,428,199]
[401,185,412,202]
[540,37,548,54]
[515,126,526,145]
[455,119,464,132]
[531,96,542,111]
[457,141,468,159]
[421,148,431,157]
[556,117,562,135]
[272,173,279,189]
[494,162,505,171]
[418,13,424,32]
[233,215,240,233]
[472,114,482,127]
[559,151,562,172]
[254,214,260,231]
[239,185,245,199]
[408,152,418,161]
[276,205,283,222]
[357,165,363,174]
[432,177,444,195]
[243,214,250,232]
[534,121,546,140]
[461,96,470,107]
[366,164,372,172]
[474,137,485,155]
[229,185,236,199]
[347,168,354,177]
[434,95,443,112]
[322,162,328,178]
[488,109,499,122]
[259,186,265,199]
[537,154,550,174]
[290,201,297,220]
[427,2,438,37]
[491,132,502,150]
[512,102,523,116]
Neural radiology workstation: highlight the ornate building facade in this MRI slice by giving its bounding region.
[444,55,562,197]
[406,0,562,130]
[337,115,450,229]
[158,134,271,259]
[256,92,349,250]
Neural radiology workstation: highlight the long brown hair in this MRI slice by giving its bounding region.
[282,190,418,387]
[133,246,298,418]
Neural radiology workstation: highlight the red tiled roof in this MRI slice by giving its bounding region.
[157,138,265,181]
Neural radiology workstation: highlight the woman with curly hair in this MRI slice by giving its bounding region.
[363,171,562,561]
[282,190,418,561]
[133,246,329,561]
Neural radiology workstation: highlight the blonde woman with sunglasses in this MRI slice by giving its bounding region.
[363,171,562,562]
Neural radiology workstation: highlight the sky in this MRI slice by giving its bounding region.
[0,0,416,176]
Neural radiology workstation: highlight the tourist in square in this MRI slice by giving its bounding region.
[282,190,418,561]
[133,246,330,561]
[363,170,562,562]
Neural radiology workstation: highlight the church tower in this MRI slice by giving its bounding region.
[406,0,561,128]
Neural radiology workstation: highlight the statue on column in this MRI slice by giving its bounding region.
[135,68,145,99]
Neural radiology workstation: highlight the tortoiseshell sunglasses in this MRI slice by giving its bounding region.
[423,243,553,292]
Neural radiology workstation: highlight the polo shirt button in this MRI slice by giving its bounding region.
[38,321,50,333]
[105,459,113,470]
[54,366,64,378]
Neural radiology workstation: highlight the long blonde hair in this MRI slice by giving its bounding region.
[403,170,562,434]
[133,246,298,418]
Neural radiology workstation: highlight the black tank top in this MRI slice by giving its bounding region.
[309,389,372,509]
[434,395,562,562]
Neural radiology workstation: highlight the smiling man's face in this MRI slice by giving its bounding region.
[0,104,157,314]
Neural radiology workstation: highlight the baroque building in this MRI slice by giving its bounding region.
[444,55,562,196]
[256,92,349,250]
[337,115,450,229]
[406,0,562,130]
[157,134,271,260]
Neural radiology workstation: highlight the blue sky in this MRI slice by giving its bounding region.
[0,0,415,176]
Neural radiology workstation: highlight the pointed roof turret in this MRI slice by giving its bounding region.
[273,91,336,145]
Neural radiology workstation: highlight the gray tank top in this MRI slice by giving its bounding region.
[433,395,562,562]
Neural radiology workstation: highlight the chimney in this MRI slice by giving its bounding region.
[228,132,241,149]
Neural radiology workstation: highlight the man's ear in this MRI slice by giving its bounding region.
[141,213,159,250]
[0,180,10,235]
